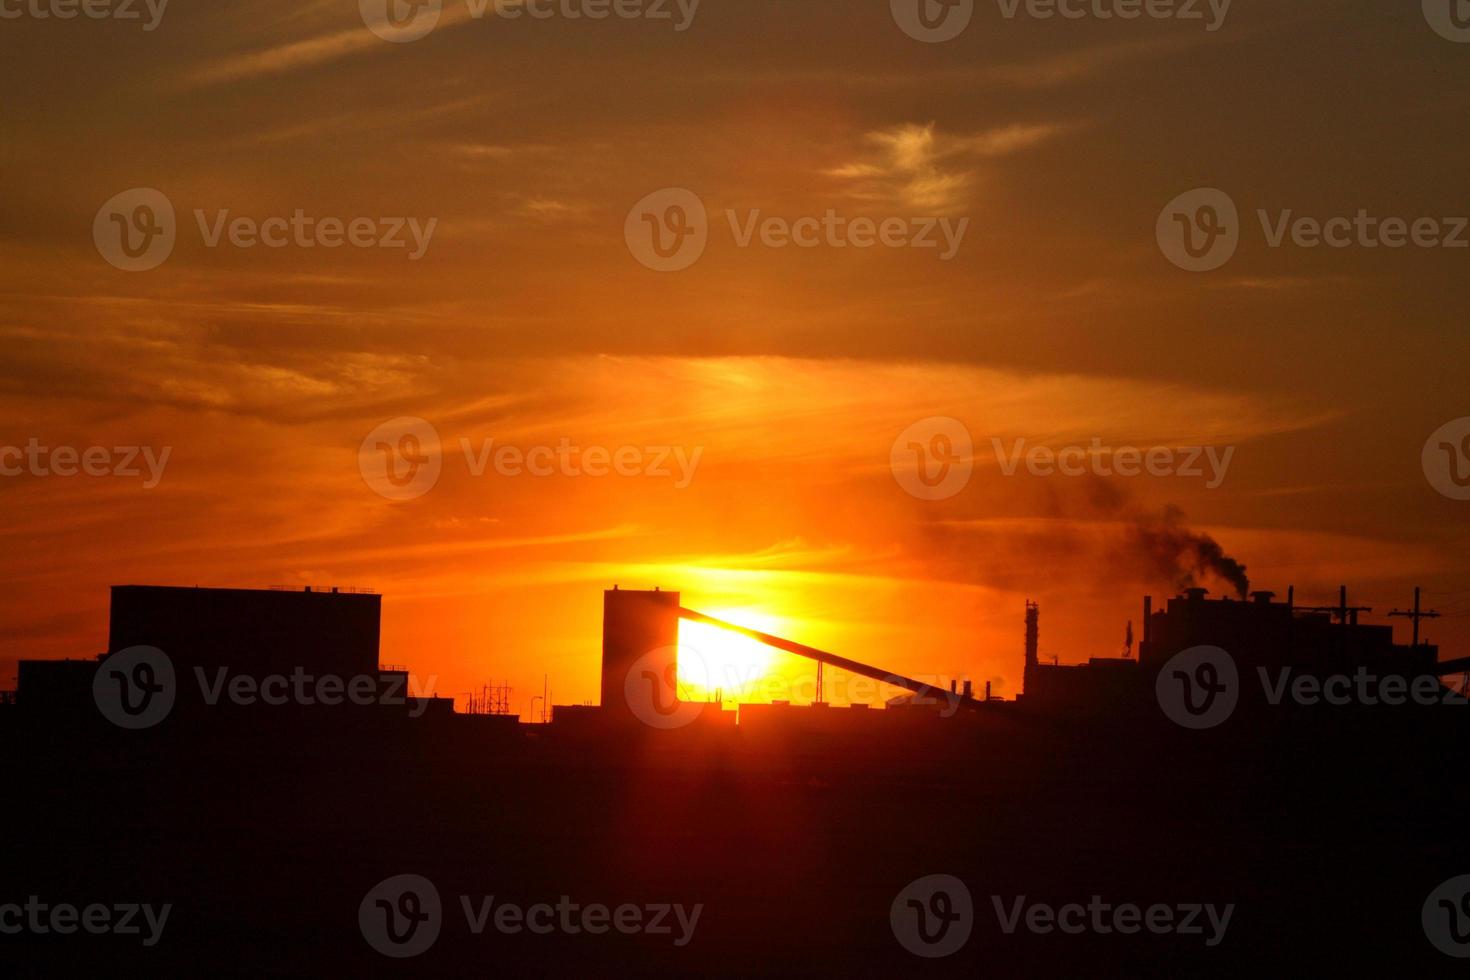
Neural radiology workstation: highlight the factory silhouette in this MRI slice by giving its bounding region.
[9,580,1459,735]
[4,578,1468,975]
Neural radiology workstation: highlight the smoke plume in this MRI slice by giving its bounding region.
[1131,505,1250,599]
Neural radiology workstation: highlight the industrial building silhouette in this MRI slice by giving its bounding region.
[7,580,1458,734]
[4,579,1468,976]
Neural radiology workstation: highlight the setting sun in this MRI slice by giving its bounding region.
[677,611,781,704]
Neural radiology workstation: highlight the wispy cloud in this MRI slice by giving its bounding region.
[192,26,389,85]
[824,121,1070,211]
[190,6,478,86]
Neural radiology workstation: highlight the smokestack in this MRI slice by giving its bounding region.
[962,680,973,699]
[1025,601,1039,668]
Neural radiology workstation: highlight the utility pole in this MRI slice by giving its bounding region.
[1297,586,1370,625]
[1390,587,1441,648]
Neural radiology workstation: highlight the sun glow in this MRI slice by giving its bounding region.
[677,610,781,703]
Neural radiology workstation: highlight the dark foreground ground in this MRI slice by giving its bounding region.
[2,705,1467,977]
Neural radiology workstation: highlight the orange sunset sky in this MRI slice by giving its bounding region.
[2,1,1469,716]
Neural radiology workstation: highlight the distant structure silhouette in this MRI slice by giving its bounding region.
[5,578,1466,977]
[4,580,1459,736]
